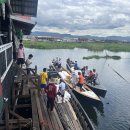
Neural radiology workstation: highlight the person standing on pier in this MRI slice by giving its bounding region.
[17,43,25,68]
[25,54,33,75]
[40,68,48,95]
[45,78,57,111]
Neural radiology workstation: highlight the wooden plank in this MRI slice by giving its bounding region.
[15,104,31,108]
[49,108,61,130]
[35,93,45,130]
[55,103,73,129]
[40,96,54,130]
[67,102,83,130]
[5,104,9,130]
[61,103,75,129]
[67,101,77,120]
[30,90,40,130]
[53,108,64,130]
[0,119,31,124]
[64,102,82,130]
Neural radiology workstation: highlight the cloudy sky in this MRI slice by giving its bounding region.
[33,0,130,36]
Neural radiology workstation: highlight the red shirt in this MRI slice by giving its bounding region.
[79,74,84,84]
[46,83,56,99]
[89,72,94,77]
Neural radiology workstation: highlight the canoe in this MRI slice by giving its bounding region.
[66,60,107,97]
[51,64,101,104]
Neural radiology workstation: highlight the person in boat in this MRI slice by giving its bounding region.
[81,66,86,76]
[57,58,62,69]
[40,68,48,95]
[93,69,98,85]
[55,57,59,66]
[67,58,71,65]
[87,70,94,84]
[84,66,90,80]
[74,61,79,70]
[77,72,84,91]
[71,71,78,88]
[52,58,55,64]
[45,78,57,111]
[58,79,66,103]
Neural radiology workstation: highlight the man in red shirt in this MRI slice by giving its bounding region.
[45,78,57,111]
[77,72,84,91]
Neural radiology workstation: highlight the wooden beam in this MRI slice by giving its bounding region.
[15,104,31,109]
[35,91,45,130]
[9,110,24,119]
[14,63,39,87]
[5,104,9,130]
[30,90,40,130]
[15,95,30,99]
[0,119,32,124]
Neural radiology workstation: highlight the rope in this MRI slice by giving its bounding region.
[108,64,130,84]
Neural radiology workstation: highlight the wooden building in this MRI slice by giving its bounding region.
[0,0,38,118]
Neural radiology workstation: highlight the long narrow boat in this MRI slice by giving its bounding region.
[51,64,101,104]
[66,60,107,98]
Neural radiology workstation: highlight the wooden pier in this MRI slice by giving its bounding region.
[0,63,95,130]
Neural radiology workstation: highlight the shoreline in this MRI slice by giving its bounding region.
[24,41,130,52]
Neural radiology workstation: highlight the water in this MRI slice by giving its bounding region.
[25,48,130,130]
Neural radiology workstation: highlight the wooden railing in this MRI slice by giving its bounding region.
[0,42,13,82]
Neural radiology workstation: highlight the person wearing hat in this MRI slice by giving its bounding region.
[45,78,57,111]
[25,54,33,75]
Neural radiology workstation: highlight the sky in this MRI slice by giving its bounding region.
[33,0,130,37]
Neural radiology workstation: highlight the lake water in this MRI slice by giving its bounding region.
[25,48,130,130]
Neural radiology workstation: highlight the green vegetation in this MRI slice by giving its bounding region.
[83,55,121,60]
[24,41,130,52]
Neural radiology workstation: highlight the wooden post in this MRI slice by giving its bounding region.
[5,103,10,130]
[35,65,37,75]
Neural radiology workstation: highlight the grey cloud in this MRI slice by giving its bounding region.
[34,0,130,36]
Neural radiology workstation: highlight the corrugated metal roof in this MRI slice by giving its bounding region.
[10,0,38,17]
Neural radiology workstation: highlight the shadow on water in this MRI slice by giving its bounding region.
[74,92,104,126]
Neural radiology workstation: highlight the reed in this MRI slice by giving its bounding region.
[24,41,130,52]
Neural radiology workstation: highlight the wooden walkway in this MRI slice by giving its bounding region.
[0,64,94,130]
[30,87,83,130]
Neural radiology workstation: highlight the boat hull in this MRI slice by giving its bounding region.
[72,88,102,105]
[86,84,107,98]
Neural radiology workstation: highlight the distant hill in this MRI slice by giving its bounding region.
[31,31,130,42]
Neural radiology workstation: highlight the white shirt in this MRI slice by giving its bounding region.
[59,82,66,91]
[26,59,32,68]
[84,69,90,77]
[71,73,78,84]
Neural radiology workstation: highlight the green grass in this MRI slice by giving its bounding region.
[24,41,130,52]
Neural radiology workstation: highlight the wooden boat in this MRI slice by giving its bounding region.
[66,60,107,97]
[51,64,101,104]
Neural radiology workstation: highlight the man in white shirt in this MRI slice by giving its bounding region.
[71,71,78,88]
[59,79,66,102]
[26,54,33,75]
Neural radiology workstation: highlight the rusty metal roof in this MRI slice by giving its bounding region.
[10,0,38,17]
